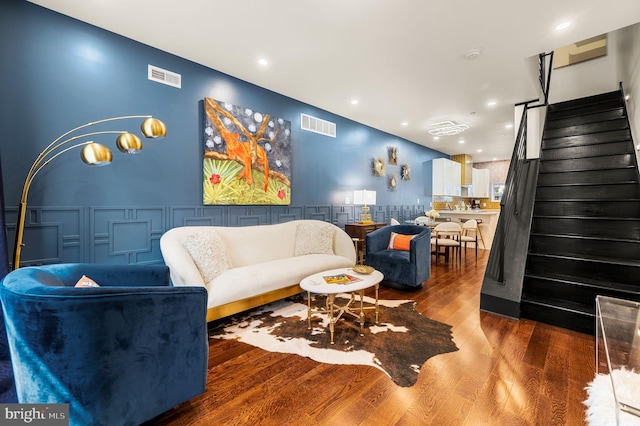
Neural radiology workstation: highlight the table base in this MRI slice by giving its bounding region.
[306,284,379,344]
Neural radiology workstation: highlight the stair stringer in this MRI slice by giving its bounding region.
[480,159,539,318]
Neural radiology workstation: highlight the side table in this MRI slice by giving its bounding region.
[594,295,640,422]
[300,267,383,345]
[344,223,386,263]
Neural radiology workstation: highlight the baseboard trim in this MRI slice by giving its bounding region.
[479,294,520,319]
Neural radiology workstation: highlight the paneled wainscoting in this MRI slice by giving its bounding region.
[5,203,428,267]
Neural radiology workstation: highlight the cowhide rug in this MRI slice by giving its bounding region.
[209,293,458,387]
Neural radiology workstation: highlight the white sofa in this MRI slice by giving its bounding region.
[160,219,356,321]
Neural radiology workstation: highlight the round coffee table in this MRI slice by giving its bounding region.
[300,267,384,344]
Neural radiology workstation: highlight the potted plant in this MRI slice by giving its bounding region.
[425,209,439,225]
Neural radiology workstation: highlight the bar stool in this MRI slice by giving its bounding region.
[460,219,479,259]
[459,217,486,249]
[475,219,486,249]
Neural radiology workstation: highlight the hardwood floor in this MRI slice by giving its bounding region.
[146,249,595,426]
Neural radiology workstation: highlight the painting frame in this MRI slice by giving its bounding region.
[202,98,292,205]
[388,146,398,165]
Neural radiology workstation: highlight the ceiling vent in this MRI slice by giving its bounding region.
[301,113,336,138]
[148,64,181,89]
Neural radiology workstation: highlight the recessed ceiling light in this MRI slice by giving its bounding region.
[477,149,483,153]
[350,99,359,105]
[487,100,497,107]
[492,157,497,161]
[556,22,571,31]
[459,140,465,144]
[434,136,440,141]
[505,124,513,129]
[258,58,269,66]
[401,122,408,126]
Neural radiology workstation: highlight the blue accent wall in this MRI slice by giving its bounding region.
[0,0,445,266]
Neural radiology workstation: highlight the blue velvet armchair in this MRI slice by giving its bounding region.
[0,263,208,426]
[365,224,431,290]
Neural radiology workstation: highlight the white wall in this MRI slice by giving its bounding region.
[615,22,640,162]
[548,31,621,104]
[514,103,545,160]
[546,23,640,165]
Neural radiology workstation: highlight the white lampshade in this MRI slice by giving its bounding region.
[353,189,376,205]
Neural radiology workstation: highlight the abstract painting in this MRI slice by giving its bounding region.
[203,98,291,204]
[553,34,607,69]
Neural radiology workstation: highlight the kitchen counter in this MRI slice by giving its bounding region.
[436,210,500,250]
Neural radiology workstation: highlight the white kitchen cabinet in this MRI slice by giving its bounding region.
[430,158,461,196]
[472,168,490,198]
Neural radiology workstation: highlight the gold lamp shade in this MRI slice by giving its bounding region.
[81,142,112,165]
[141,118,167,138]
[116,133,143,154]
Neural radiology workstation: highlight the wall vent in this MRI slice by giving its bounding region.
[148,64,181,88]
[301,114,336,138]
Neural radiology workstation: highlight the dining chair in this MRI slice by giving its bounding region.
[431,222,462,265]
[460,219,479,259]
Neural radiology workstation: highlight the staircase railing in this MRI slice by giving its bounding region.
[488,52,553,284]
[620,82,640,181]
[539,52,554,105]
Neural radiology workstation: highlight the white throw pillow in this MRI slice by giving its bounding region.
[181,229,233,283]
[294,222,335,256]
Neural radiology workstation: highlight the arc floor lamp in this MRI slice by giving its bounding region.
[12,115,166,269]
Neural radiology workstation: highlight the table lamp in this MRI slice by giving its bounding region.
[354,189,376,224]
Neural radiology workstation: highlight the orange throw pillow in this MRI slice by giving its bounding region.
[74,275,100,288]
[387,232,416,251]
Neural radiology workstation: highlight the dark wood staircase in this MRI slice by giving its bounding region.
[520,89,640,335]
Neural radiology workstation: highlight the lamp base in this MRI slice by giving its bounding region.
[358,213,373,224]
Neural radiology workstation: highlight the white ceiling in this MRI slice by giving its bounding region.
[27,0,640,162]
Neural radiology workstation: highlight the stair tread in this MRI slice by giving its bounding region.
[542,139,633,148]
[541,144,634,154]
[545,116,628,131]
[540,152,634,159]
[520,295,595,315]
[546,105,624,121]
[536,181,638,187]
[548,91,622,112]
[523,272,640,295]
[535,198,640,202]
[532,215,640,221]
[527,251,640,267]
[538,160,637,173]
[538,166,636,173]
[529,232,640,244]
[543,129,631,145]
